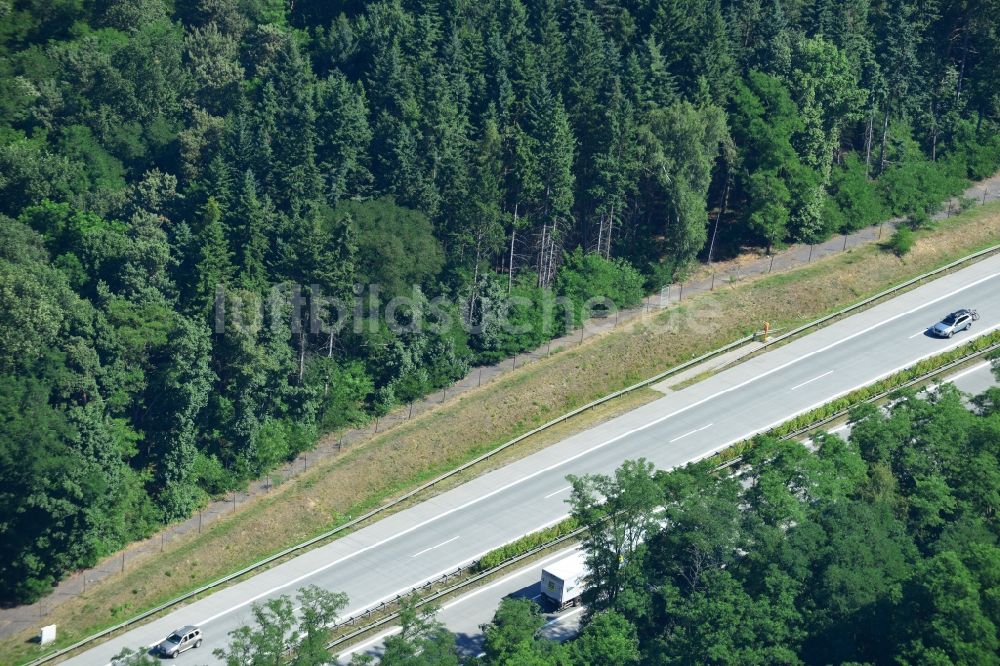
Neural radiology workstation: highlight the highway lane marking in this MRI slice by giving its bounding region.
[543,605,586,628]
[196,272,1000,629]
[789,370,834,391]
[945,360,992,384]
[411,536,460,558]
[669,423,713,442]
[689,318,1000,467]
[909,329,929,338]
[544,486,572,499]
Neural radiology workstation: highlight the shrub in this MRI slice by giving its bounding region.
[556,248,645,327]
[906,210,932,229]
[888,226,915,256]
[475,517,579,571]
[826,154,888,232]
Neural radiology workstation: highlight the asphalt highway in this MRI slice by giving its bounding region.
[64,254,1000,666]
[337,361,999,663]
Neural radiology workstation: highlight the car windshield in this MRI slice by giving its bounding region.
[165,634,182,644]
[942,314,959,325]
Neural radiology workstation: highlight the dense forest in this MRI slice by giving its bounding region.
[132,376,998,665]
[2,0,1000,603]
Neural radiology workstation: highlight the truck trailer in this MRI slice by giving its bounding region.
[539,551,588,610]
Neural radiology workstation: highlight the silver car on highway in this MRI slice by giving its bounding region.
[930,309,979,337]
[155,626,202,658]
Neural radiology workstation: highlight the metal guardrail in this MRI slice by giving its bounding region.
[24,242,1000,666]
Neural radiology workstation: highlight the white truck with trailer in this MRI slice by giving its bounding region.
[539,551,588,610]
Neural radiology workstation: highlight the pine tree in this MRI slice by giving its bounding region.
[482,17,515,120]
[315,72,373,200]
[525,77,576,287]
[194,197,234,311]
[422,67,473,244]
[457,112,506,322]
[630,36,679,114]
[231,170,270,293]
[692,0,736,105]
[591,81,641,259]
[750,0,793,76]
[268,38,322,215]
[500,0,538,111]
[564,3,615,228]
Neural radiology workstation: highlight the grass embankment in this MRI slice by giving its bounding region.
[6,201,1000,665]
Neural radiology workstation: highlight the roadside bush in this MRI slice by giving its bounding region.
[888,226,915,256]
[906,210,932,229]
[946,119,1000,180]
[556,248,645,327]
[879,125,967,217]
[826,154,888,232]
[467,272,556,364]
[475,517,579,571]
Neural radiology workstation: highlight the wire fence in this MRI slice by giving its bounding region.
[6,178,999,656]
